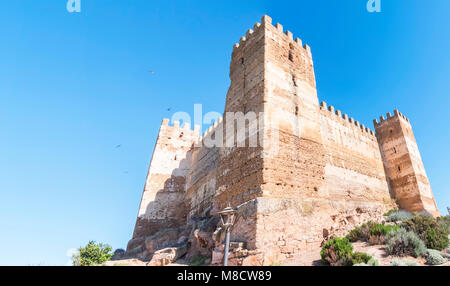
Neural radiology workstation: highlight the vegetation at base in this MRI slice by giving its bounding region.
[385,228,426,258]
[321,237,353,266]
[320,237,376,266]
[385,210,413,222]
[423,249,448,265]
[72,241,113,266]
[346,221,398,244]
[390,258,420,266]
[383,209,399,217]
[401,214,449,250]
[353,257,379,266]
[351,252,373,265]
[437,216,450,233]
[189,255,208,266]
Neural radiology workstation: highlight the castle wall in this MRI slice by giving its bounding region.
[128,119,199,250]
[128,15,440,263]
[239,16,394,264]
[214,16,267,210]
[374,111,439,216]
[185,139,219,219]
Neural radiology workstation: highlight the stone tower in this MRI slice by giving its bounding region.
[374,111,439,217]
[127,15,440,265]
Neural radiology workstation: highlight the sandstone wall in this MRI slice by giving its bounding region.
[128,15,439,263]
[185,137,219,219]
[214,16,267,210]
[239,15,394,264]
[128,119,199,250]
[374,111,439,216]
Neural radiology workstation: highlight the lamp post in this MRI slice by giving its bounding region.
[211,204,238,266]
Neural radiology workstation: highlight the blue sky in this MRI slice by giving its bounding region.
[0,1,448,265]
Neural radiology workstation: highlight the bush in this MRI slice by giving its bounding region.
[402,215,449,250]
[347,227,362,242]
[385,228,426,258]
[320,237,353,266]
[73,241,113,266]
[367,258,379,266]
[438,216,450,233]
[424,249,448,265]
[190,255,208,266]
[418,210,433,217]
[351,252,372,265]
[386,210,413,222]
[384,209,399,217]
[352,258,380,266]
[347,221,398,244]
[390,258,420,266]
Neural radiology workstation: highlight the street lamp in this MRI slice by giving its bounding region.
[211,203,238,266]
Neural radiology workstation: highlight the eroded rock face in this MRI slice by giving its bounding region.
[122,216,220,265]
[147,244,188,266]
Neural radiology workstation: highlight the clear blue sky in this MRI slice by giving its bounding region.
[0,1,448,265]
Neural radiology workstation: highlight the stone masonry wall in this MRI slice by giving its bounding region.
[127,15,440,262]
[128,119,199,250]
[374,111,439,216]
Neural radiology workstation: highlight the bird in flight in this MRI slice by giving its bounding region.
[149,70,155,74]
[115,144,121,148]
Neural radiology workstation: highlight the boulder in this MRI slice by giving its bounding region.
[147,243,188,266]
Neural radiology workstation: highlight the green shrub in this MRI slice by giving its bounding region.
[351,252,372,265]
[347,227,362,242]
[418,211,433,217]
[402,215,449,250]
[370,223,399,236]
[424,249,448,265]
[384,209,399,217]
[347,222,398,244]
[386,210,413,222]
[390,258,420,266]
[385,228,426,258]
[73,241,113,266]
[320,237,353,266]
[190,255,208,266]
[367,258,379,266]
[438,216,450,233]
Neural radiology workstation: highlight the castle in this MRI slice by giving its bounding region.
[126,15,440,265]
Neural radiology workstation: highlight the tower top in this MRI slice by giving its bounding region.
[231,15,312,58]
[373,109,411,128]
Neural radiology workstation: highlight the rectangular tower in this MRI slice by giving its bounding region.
[127,119,199,250]
[374,110,439,217]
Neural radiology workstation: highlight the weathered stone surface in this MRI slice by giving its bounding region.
[374,111,440,217]
[147,244,188,266]
[127,14,440,265]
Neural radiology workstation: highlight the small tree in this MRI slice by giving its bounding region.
[73,241,113,266]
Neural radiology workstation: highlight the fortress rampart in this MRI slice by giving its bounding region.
[127,15,440,264]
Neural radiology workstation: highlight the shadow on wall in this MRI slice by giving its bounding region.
[128,156,190,250]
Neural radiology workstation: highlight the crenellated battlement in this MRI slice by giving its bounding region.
[197,116,223,145]
[320,101,376,137]
[232,15,312,58]
[161,118,201,137]
[373,109,411,128]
